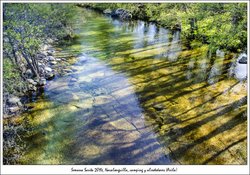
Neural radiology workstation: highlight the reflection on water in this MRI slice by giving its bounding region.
[19,8,247,165]
[166,31,182,62]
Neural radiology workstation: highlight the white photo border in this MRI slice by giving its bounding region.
[1,0,249,174]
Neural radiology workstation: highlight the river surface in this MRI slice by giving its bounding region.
[19,8,247,165]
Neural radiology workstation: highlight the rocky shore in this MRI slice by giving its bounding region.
[3,41,77,119]
[3,40,78,164]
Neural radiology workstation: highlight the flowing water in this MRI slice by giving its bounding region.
[18,8,247,165]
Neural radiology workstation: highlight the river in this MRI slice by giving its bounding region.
[18,8,247,165]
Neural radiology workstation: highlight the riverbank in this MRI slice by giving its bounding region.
[77,3,247,54]
[3,40,77,119]
[3,39,81,164]
[77,4,181,30]
[2,3,79,164]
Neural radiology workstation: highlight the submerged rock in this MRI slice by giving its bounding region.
[63,68,73,73]
[45,72,55,80]
[70,78,78,82]
[153,104,165,111]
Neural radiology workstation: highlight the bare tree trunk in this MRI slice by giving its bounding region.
[20,48,39,78]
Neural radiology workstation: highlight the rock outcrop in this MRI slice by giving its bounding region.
[110,8,132,20]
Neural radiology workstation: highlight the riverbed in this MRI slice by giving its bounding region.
[18,8,247,165]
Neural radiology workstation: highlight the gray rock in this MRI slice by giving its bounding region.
[38,62,44,67]
[239,56,247,64]
[48,56,55,61]
[25,69,33,78]
[47,50,55,56]
[8,96,20,105]
[9,106,20,113]
[39,67,45,74]
[56,58,61,61]
[27,79,37,86]
[17,101,22,107]
[45,66,52,72]
[28,84,37,91]
[45,72,55,80]
[39,78,46,86]
[37,53,46,59]
[50,61,57,65]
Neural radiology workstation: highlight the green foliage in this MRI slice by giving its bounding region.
[3,59,26,95]
[3,3,77,95]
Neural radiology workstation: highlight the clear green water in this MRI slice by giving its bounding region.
[18,8,247,165]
